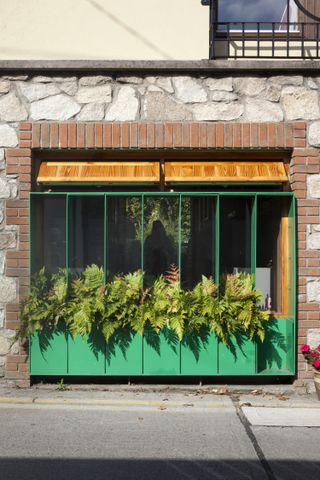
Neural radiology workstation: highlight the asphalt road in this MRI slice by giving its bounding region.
[0,402,319,480]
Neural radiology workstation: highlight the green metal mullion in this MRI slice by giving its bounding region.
[215,195,220,285]
[251,195,257,282]
[104,194,107,284]
[141,195,145,285]
[66,194,70,286]
[178,195,183,374]
[32,191,296,198]
[28,193,32,279]
[178,195,182,287]
[291,196,297,374]
[251,196,258,375]
[141,194,145,375]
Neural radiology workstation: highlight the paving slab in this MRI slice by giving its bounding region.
[243,406,320,427]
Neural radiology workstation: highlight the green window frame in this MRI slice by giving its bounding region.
[30,190,296,319]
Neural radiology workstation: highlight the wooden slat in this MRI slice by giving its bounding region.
[37,161,160,183]
[164,161,288,182]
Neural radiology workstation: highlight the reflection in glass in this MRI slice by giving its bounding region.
[69,196,104,277]
[31,196,66,274]
[220,197,252,276]
[144,197,179,283]
[217,0,296,24]
[181,197,215,289]
[107,197,141,278]
[257,197,289,312]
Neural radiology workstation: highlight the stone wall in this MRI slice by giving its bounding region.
[0,71,319,386]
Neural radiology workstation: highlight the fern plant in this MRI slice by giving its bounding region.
[17,264,270,347]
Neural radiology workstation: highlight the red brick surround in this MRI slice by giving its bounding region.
[4,121,320,386]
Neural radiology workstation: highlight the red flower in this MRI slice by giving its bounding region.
[317,345,320,352]
[311,351,317,357]
[313,360,320,370]
[300,344,310,353]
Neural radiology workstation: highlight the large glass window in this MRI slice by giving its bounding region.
[30,192,295,317]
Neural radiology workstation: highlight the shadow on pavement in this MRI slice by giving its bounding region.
[1,458,320,480]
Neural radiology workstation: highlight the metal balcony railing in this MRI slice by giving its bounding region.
[210,22,320,59]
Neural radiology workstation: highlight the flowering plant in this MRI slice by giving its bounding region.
[300,344,320,371]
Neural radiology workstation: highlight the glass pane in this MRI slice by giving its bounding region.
[106,197,142,278]
[144,196,179,284]
[69,196,104,277]
[257,197,290,313]
[31,195,66,274]
[217,0,290,23]
[181,196,215,289]
[220,197,252,276]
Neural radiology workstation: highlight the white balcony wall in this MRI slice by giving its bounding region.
[0,0,208,60]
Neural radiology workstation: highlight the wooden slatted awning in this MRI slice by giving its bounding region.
[37,160,288,184]
[37,161,160,183]
[165,161,288,183]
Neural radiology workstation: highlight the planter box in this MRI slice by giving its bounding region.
[30,319,295,377]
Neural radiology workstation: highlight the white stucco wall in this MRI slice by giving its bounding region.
[0,0,208,60]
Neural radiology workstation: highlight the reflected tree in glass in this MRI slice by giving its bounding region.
[107,197,142,278]
[143,197,179,284]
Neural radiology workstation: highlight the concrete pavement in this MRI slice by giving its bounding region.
[0,384,319,479]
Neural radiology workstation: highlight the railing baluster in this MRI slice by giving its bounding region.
[209,21,320,60]
[272,23,275,58]
[301,23,305,59]
[242,22,245,57]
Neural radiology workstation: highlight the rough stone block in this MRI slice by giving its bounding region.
[76,85,112,103]
[307,279,320,303]
[172,77,207,103]
[193,102,243,121]
[0,125,18,147]
[234,77,266,96]
[282,87,320,121]
[144,91,192,121]
[307,329,320,349]
[18,82,60,102]
[105,86,139,121]
[76,103,105,121]
[0,92,28,121]
[205,77,233,92]
[307,225,320,250]
[30,94,81,120]
[245,98,283,122]
[307,175,320,199]
[308,121,320,147]
[0,277,17,303]
[0,232,16,249]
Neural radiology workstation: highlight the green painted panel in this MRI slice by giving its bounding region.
[143,327,180,375]
[68,329,105,375]
[30,329,68,375]
[257,318,292,374]
[181,330,218,375]
[106,329,143,375]
[218,335,256,375]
